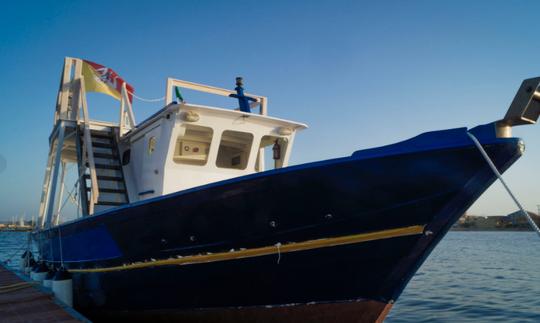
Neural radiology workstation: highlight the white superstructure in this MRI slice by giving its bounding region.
[37,57,307,228]
[121,103,306,201]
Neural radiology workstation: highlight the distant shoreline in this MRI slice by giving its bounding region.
[451,228,535,232]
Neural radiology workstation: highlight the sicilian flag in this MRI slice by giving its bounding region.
[81,60,134,103]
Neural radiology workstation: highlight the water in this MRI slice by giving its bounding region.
[0,231,32,271]
[1,231,539,321]
[388,232,540,322]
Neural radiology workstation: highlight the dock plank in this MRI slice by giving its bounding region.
[0,265,86,322]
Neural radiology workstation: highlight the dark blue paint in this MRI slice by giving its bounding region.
[32,122,523,318]
[40,224,122,263]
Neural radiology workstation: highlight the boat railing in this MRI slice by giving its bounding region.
[39,57,139,226]
[165,78,268,116]
[76,77,99,214]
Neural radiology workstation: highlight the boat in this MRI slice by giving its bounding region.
[31,57,540,322]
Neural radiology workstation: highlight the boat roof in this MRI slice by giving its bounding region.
[122,102,308,140]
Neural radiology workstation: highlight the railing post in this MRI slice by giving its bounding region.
[38,143,56,228]
[53,161,67,225]
[45,122,66,227]
[80,79,100,213]
[119,88,126,136]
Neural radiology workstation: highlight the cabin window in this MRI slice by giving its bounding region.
[173,125,213,165]
[216,130,253,170]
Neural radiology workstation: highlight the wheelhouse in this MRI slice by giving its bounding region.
[120,102,307,201]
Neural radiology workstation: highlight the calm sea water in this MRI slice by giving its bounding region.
[388,232,540,322]
[1,231,539,322]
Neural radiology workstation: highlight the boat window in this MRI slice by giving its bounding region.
[173,125,213,165]
[216,130,253,170]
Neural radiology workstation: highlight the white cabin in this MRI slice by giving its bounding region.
[120,102,306,201]
[37,57,307,227]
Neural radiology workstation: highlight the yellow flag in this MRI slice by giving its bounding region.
[82,60,134,102]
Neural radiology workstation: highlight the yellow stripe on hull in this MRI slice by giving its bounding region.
[69,225,425,273]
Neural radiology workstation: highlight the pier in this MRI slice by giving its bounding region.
[0,264,87,322]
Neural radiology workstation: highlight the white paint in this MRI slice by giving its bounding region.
[52,279,73,307]
[120,103,307,201]
[43,278,53,288]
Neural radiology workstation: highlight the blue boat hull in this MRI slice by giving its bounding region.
[33,123,523,322]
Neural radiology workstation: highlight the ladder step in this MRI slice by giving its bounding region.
[95,163,121,170]
[94,152,118,159]
[79,130,114,138]
[86,187,127,194]
[91,132,113,140]
[84,175,124,182]
[95,201,125,206]
[92,142,114,149]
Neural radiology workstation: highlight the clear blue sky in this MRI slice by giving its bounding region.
[1,0,540,220]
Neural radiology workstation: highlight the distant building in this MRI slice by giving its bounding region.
[453,211,540,231]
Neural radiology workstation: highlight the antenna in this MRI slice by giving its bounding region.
[230,77,257,113]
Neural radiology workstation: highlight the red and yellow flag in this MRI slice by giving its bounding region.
[82,60,134,103]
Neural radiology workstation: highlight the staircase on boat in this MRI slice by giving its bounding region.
[79,126,129,214]
[38,57,138,227]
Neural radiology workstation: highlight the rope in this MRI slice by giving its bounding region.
[275,243,282,264]
[127,91,165,103]
[467,132,540,237]
[58,227,64,268]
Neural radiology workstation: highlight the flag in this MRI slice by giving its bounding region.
[82,60,134,103]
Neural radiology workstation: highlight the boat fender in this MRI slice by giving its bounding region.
[52,268,73,307]
[30,262,41,280]
[20,251,33,273]
[25,258,36,275]
[33,262,49,283]
[43,269,56,289]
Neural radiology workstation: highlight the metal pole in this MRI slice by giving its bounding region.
[53,161,67,226]
[45,121,66,228]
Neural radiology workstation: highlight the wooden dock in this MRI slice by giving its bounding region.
[0,264,88,322]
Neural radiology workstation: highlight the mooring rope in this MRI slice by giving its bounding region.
[467,132,540,237]
[58,226,65,268]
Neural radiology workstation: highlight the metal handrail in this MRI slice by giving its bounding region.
[78,78,100,214]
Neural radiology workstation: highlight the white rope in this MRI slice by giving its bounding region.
[467,132,540,237]
[275,242,282,264]
[58,227,64,267]
[128,91,165,103]
[54,179,80,225]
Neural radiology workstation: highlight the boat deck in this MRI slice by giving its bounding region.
[0,264,87,322]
